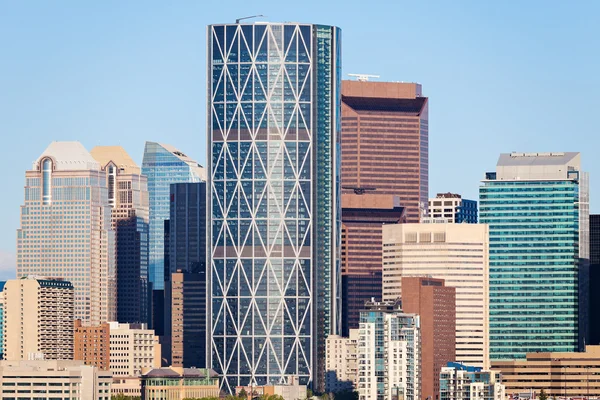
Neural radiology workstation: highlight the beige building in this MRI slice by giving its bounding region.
[325,329,359,393]
[382,222,490,368]
[0,360,112,400]
[109,322,161,377]
[3,277,74,361]
[492,346,600,398]
[112,376,142,398]
[236,376,307,400]
[17,141,115,325]
[140,367,219,400]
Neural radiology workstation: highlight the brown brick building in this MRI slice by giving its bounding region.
[341,80,429,223]
[401,277,455,400]
[74,319,110,370]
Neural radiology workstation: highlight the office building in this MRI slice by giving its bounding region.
[439,362,505,400]
[0,281,5,360]
[341,193,405,336]
[236,376,308,400]
[74,320,110,370]
[358,300,420,400]
[0,360,112,400]
[480,152,589,360]
[590,214,600,345]
[164,182,206,368]
[383,223,490,368]
[401,277,455,400]
[109,322,161,377]
[141,141,205,295]
[341,80,428,223]
[492,346,600,398]
[90,146,150,324]
[17,141,115,325]
[140,367,220,400]
[428,193,477,223]
[207,22,341,392]
[325,329,359,393]
[112,377,142,398]
[3,277,74,361]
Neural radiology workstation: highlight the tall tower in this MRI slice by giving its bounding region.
[480,152,589,360]
[207,22,342,391]
[17,141,114,325]
[90,146,149,324]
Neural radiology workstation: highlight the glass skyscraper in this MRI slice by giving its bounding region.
[142,142,205,292]
[480,152,589,360]
[207,22,341,391]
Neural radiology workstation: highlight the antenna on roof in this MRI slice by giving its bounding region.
[236,15,265,24]
[348,74,380,82]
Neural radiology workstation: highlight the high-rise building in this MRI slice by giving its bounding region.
[358,300,420,400]
[428,193,477,223]
[341,80,428,223]
[207,22,342,391]
[480,152,589,360]
[141,142,205,295]
[590,214,600,345]
[74,320,110,370]
[164,182,206,368]
[325,329,359,393]
[401,277,456,400]
[439,362,505,400]
[341,193,405,336]
[17,141,115,325]
[382,223,490,368]
[0,281,5,360]
[3,277,74,361]
[109,322,161,377]
[90,146,150,324]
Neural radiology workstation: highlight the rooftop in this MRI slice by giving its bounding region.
[90,146,140,175]
[497,152,580,167]
[34,141,100,172]
[342,96,427,114]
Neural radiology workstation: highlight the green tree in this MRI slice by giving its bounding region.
[539,389,548,400]
[307,389,314,399]
[238,388,249,399]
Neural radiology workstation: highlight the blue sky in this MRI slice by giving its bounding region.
[1,1,599,279]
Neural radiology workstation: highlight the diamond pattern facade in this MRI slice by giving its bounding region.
[207,23,341,392]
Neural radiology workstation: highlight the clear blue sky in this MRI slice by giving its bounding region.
[1,1,599,278]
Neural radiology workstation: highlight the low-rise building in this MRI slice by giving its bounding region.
[140,367,219,400]
[325,329,359,393]
[112,376,142,398]
[440,362,504,400]
[109,322,161,377]
[0,360,111,400]
[74,319,110,370]
[236,376,307,400]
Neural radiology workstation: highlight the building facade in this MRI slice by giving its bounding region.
[3,277,74,361]
[325,329,359,393]
[382,223,490,368]
[90,146,150,324]
[428,193,477,223]
[491,346,600,398]
[590,214,600,345]
[17,141,115,325]
[207,22,342,391]
[0,360,112,400]
[480,152,589,360]
[341,193,405,336]
[341,80,428,223]
[74,320,110,370]
[140,367,220,400]
[141,141,205,294]
[109,322,161,377]
[358,301,420,400]
[164,182,206,368]
[401,277,456,400]
[439,362,505,400]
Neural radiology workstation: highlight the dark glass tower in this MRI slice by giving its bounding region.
[207,22,341,392]
[590,214,600,344]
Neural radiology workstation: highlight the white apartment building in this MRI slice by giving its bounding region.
[3,277,74,361]
[325,329,359,392]
[382,223,490,368]
[109,322,161,377]
[439,363,505,400]
[0,360,112,400]
[358,302,420,400]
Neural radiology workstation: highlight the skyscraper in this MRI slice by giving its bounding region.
[341,80,429,222]
[17,141,115,325]
[480,152,589,360]
[90,146,149,324]
[341,192,405,336]
[207,22,342,391]
[590,214,600,344]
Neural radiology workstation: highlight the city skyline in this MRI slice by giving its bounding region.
[1,1,600,279]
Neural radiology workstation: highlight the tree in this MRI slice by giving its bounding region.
[307,389,314,399]
[238,388,249,399]
[539,389,548,400]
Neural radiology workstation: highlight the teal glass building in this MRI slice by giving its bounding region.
[207,22,341,392]
[480,152,589,360]
[142,142,205,292]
